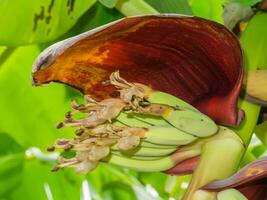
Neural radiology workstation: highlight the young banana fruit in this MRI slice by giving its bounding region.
[48,71,221,174]
[107,126,243,174]
[217,189,247,200]
[111,71,218,137]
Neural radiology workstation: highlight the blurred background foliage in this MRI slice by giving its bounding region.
[0,0,267,199]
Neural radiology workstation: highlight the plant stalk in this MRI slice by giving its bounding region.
[115,0,158,16]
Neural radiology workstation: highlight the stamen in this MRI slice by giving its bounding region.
[51,165,60,172]
[75,128,84,136]
[101,80,111,86]
[77,104,85,110]
[56,122,64,129]
[50,74,160,173]
[57,158,80,168]
[65,111,72,118]
[47,146,55,152]
[64,144,74,151]
[109,71,133,89]
[56,139,69,145]
[71,99,79,109]
[139,100,150,107]
[84,95,97,103]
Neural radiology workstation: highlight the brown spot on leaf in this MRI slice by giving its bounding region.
[46,0,54,24]
[33,6,45,31]
[67,0,75,15]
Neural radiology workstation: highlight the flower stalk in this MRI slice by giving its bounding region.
[115,0,158,16]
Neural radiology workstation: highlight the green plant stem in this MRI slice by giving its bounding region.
[115,0,158,16]
[234,100,260,145]
[183,133,245,200]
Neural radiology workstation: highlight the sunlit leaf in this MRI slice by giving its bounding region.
[103,182,137,200]
[98,0,118,8]
[190,0,225,23]
[251,145,267,157]
[8,160,83,200]
[190,0,259,24]
[228,0,262,6]
[61,2,124,43]
[0,0,96,45]
[145,0,192,14]
[0,133,24,197]
[86,164,165,200]
[0,47,16,66]
[165,175,191,199]
[240,13,267,71]
[0,46,74,149]
[138,172,169,197]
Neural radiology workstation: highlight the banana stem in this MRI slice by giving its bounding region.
[115,0,158,16]
[182,127,245,200]
[234,100,260,145]
[181,97,260,200]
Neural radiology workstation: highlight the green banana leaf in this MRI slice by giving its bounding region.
[9,159,82,200]
[86,164,167,200]
[0,133,24,197]
[145,0,192,14]
[0,45,73,149]
[190,0,261,23]
[240,12,267,71]
[0,0,96,45]
[228,0,262,6]
[98,0,118,8]
[62,2,124,41]
[190,0,225,23]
